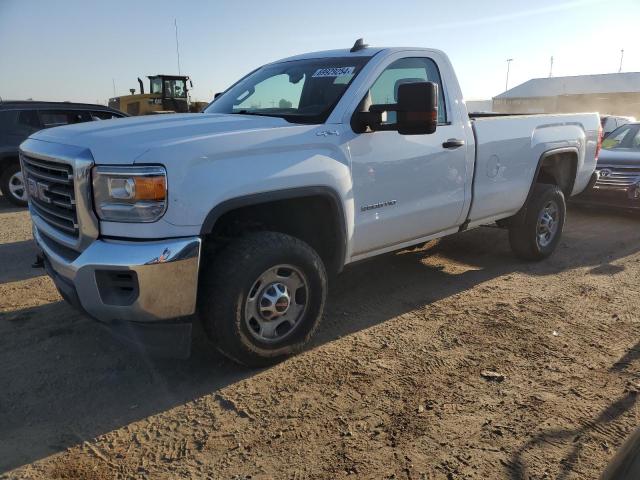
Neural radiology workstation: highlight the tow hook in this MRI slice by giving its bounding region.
[32,254,44,269]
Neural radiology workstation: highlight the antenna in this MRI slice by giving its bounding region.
[619,49,624,73]
[549,56,554,78]
[350,38,368,53]
[174,18,182,75]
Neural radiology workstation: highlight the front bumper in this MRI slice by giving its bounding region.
[34,226,202,323]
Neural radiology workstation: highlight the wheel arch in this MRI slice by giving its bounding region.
[200,186,347,274]
[533,147,579,197]
[504,147,578,227]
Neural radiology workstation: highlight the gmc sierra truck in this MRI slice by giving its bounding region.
[20,42,601,366]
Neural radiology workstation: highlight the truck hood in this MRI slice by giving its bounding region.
[30,113,300,164]
[598,148,640,167]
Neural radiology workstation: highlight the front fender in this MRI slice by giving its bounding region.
[123,125,355,257]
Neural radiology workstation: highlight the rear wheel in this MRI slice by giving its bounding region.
[509,184,566,261]
[1,162,28,207]
[199,231,327,367]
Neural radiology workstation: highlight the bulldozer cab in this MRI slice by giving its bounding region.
[109,74,191,115]
[149,75,189,112]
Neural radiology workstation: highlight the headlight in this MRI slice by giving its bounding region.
[92,166,167,222]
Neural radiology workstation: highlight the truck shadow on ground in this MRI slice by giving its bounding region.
[0,195,27,213]
[318,206,640,346]
[0,208,639,472]
[611,340,640,373]
[506,342,640,480]
[508,392,638,480]
[0,240,40,283]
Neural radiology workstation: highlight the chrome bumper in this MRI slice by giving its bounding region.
[34,226,201,323]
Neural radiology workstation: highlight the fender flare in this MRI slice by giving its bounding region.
[200,186,348,273]
[510,146,579,226]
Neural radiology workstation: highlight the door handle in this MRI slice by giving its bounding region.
[442,138,465,149]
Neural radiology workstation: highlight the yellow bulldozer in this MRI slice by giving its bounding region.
[109,74,205,115]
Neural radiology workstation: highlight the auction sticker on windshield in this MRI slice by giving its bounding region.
[312,66,355,77]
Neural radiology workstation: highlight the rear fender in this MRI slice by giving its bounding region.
[530,122,594,196]
[508,146,578,226]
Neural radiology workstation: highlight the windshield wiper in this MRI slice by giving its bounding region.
[232,110,278,117]
[228,110,318,125]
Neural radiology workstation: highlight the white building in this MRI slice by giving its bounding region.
[493,72,640,118]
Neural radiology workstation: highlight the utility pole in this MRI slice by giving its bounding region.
[174,18,182,75]
[619,49,624,73]
[505,58,513,92]
[549,56,554,78]
[112,78,116,97]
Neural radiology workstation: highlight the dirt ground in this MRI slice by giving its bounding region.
[1,195,639,480]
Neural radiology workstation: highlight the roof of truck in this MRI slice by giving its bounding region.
[495,72,640,99]
[276,47,383,62]
[274,46,441,63]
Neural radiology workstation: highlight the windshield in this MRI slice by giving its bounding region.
[205,57,371,124]
[602,123,640,150]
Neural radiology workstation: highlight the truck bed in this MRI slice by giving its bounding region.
[466,113,600,226]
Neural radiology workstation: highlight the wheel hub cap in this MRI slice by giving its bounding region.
[537,200,559,248]
[8,171,27,202]
[244,265,309,343]
[259,283,291,319]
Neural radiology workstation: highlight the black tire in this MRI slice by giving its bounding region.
[508,183,566,261]
[199,231,327,367]
[0,162,28,207]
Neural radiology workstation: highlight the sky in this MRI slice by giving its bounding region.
[1,0,639,105]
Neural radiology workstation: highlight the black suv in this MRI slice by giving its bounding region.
[0,101,127,206]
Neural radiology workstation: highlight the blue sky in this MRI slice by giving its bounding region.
[1,0,638,104]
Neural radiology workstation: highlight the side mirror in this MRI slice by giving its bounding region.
[351,82,439,135]
[351,110,385,133]
[214,92,223,99]
[396,82,438,135]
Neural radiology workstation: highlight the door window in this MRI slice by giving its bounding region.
[367,57,447,125]
[0,111,16,130]
[38,110,91,128]
[17,110,41,129]
[91,110,123,120]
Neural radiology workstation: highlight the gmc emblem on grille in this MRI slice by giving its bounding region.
[27,178,52,204]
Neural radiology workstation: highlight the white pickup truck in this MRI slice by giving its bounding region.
[20,41,601,366]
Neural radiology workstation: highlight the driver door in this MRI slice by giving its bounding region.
[348,56,468,256]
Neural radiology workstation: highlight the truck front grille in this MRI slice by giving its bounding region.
[595,167,640,189]
[21,154,78,237]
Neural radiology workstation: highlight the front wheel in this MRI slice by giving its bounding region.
[508,183,566,261]
[1,162,28,207]
[199,231,327,367]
